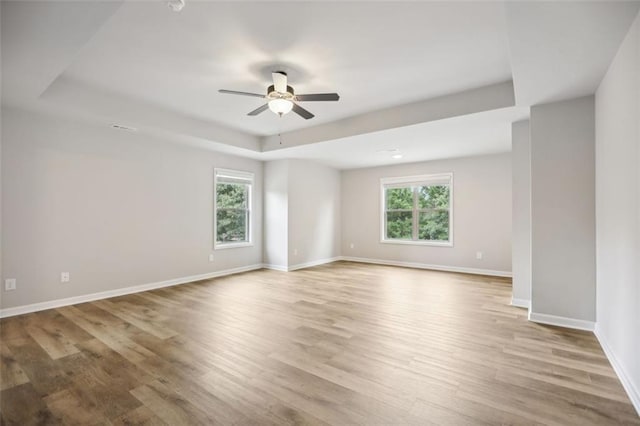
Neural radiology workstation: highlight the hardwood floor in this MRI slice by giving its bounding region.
[1,261,638,425]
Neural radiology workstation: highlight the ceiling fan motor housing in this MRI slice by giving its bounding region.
[267,85,295,100]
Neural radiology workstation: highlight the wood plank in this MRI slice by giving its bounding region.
[0,383,62,425]
[0,342,30,391]
[0,262,637,424]
[111,405,166,426]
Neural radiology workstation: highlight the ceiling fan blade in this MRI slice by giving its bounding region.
[292,103,314,120]
[295,93,340,102]
[272,72,287,93]
[219,89,265,98]
[247,104,269,116]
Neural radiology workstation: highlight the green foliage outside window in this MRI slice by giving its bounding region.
[386,187,413,209]
[418,185,449,209]
[418,210,449,240]
[386,211,413,239]
[385,185,450,242]
[216,182,249,243]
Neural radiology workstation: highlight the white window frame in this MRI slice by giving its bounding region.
[214,168,254,250]
[380,172,453,247]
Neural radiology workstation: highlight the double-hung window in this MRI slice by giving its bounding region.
[214,168,253,249]
[380,173,453,246]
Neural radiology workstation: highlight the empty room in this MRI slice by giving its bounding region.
[1,0,640,424]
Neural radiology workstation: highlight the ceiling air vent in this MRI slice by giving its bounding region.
[110,124,137,132]
[167,0,185,12]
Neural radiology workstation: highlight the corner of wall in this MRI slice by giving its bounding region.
[595,325,640,415]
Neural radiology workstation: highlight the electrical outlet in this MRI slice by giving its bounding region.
[476,251,483,260]
[293,248,298,256]
[350,243,355,249]
[209,254,214,262]
[61,272,70,283]
[5,279,16,291]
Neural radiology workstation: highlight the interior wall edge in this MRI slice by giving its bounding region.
[595,325,640,416]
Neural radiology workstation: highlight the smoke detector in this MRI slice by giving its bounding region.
[167,0,185,12]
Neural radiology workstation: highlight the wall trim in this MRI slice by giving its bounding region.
[511,298,531,309]
[262,264,288,272]
[263,257,341,272]
[288,257,342,271]
[340,256,512,278]
[528,311,595,331]
[0,257,511,318]
[594,326,640,416]
[0,263,264,319]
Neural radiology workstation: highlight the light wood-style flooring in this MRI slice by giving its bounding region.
[1,261,638,425]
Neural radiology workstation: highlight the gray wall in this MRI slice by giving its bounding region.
[263,159,341,270]
[595,12,639,409]
[341,154,512,274]
[530,96,596,322]
[1,108,263,310]
[263,160,289,268]
[287,160,341,268]
[511,120,531,307]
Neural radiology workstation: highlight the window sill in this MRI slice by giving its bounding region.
[380,239,453,248]
[214,242,254,250]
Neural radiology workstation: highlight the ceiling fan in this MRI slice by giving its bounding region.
[219,71,339,120]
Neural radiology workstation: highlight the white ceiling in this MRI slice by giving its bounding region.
[62,1,512,136]
[260,106,530,169]
[2,1,639,169]
[505,1,640,106]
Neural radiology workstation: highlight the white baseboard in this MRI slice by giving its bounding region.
[288,257,342,271]
[511,298,531,309]
[0,257,509,318]
[340,256,512,278]
[263,257,341,272]
[262,264,288,272]
[528,311,595,331]
[0,263,264,319]
[594,326,640,416]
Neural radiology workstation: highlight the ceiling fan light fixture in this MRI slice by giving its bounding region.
[268,98,293,116]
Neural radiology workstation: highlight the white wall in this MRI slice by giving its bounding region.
[511,120,531,307]
[287,160,341,268]
[595,12,640,412]
[530,96,596,325]
[263,160,288,268]
[341,154,512,275]
[1,108,263,310]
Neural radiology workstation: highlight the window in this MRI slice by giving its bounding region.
[214,168,253,249]
[380,173,453,246]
